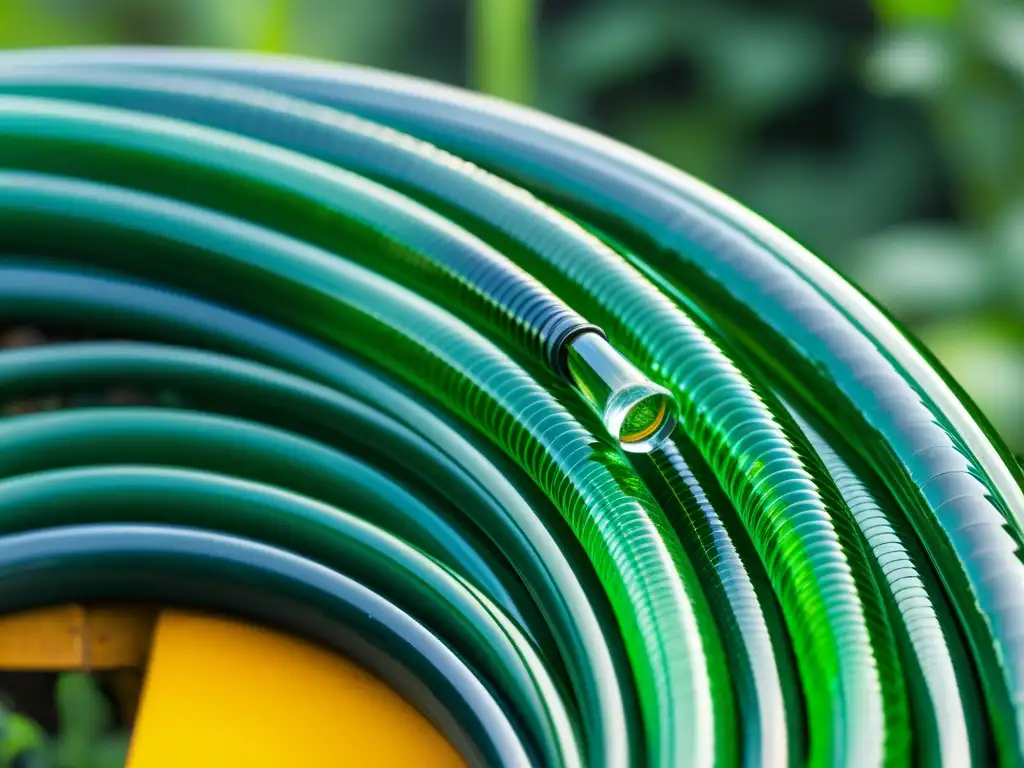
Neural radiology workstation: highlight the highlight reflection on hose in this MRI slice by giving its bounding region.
[0,46,1019,768]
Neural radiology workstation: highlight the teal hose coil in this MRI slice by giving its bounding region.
[0,46,1018,767]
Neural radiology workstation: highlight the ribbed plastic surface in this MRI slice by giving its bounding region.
[0,48,1018,768]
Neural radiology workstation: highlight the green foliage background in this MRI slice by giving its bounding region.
[1,0,1020,453]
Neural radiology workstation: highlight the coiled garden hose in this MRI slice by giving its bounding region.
[0,46,1018,768]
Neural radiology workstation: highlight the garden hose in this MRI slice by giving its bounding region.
[0,523,533,767]
[0,47,1018,768]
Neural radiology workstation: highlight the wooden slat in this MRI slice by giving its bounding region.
[0,605,157,670]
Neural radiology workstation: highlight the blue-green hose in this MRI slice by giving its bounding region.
[0,45,1017,768]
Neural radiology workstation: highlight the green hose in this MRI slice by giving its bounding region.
[0,169,714,768]
[0,524,533,767]
[780,399,987,767]
[0,455,580,768]
[0,46,1017,767]
[0,270,638,768]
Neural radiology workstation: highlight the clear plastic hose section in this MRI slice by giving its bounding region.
[0,47,1019,768]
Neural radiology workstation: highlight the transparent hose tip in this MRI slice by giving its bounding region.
[564,332,677,453]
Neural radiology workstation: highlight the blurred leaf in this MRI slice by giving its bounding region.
[990,199,1024,318]
[700,17,838,120]
[471,0,536,103]
[545,4,680,95]
[918,318,1024,450]
[938,87,1024,219]
[614,102,742,182]
[55,673,114,768]
[178,0,280,48]
[735,111,938,257]
[863,28,956,97]
[0,0,109,47]
[976,3,1024,82]
[872,0,961,25]
[181,0,417,63]
[846,223,992,319]
[91,734,131,768]
[257,0,294,52]
[297,0,419,63]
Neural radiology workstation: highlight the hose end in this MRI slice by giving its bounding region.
[606,383,675,453]
[564,332,676,453]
